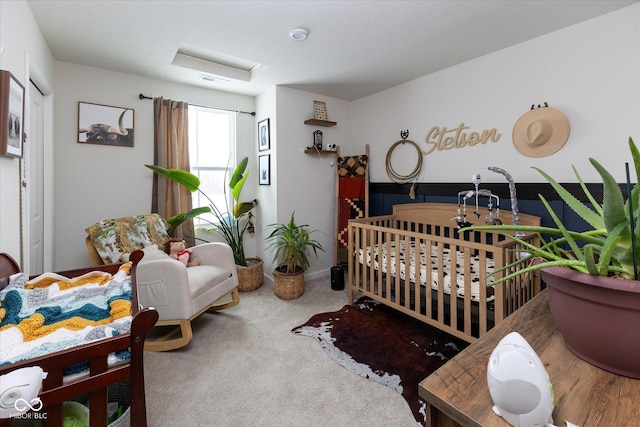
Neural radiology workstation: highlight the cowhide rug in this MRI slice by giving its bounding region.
[292,297,469,425]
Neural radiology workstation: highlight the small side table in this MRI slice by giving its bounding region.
[418,290,640,426]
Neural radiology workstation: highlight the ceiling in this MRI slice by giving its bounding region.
[27,0,638,102]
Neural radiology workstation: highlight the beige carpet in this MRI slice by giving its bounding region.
[143,276,418,426]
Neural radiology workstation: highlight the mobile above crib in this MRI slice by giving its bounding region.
[453,166,525,237]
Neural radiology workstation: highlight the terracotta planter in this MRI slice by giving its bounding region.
[542,267,640,379]
[272,266,304,300]
[236,257,264,292]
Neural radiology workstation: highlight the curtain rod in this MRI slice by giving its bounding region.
[138,93,255,116]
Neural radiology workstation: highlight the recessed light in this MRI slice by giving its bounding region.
[289,28,309,41]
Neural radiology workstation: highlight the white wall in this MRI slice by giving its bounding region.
[270,87,351,278]
[0,0,55,268]
[254,87,277,276]
[53,62,255,269]
[347,4,640,185]
[3,1,639,274]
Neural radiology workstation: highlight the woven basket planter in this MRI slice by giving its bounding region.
[237,257,264,292]
[273,267,304,300]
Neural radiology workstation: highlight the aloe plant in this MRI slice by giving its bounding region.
[146,157,257,266]
[462,137,640,285]
[265,212,324,274]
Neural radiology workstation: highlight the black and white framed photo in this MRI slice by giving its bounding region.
[78,101,134,147]
[0,70,25,158]
[258,118,270,151]
[258,154,270,185]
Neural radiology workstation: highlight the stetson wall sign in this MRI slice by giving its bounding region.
[423,123,501,155]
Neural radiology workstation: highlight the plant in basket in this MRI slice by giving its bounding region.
[462,136,640,378]
[265,211,324,299]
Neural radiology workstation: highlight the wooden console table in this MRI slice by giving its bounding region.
[418,290,640,426]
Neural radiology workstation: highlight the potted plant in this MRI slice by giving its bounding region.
[462,137,640,378]
[265,211,324,299]
[146,157,264,291]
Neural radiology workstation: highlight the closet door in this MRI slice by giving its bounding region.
[29,80,45,275]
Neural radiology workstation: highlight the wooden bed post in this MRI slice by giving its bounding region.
[129,308,159,426]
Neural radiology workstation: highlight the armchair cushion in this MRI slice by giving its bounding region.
[85,214,170,264]
[187,266,233,298]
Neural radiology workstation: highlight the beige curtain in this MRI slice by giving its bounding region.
[152,97,195,245]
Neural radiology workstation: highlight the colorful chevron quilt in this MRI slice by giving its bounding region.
[0,264,133,376]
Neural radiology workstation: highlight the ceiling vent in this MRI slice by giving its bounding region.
[200,74,229,84]
[172,49,259,82]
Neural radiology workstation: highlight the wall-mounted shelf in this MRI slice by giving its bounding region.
[304,119,337,127]
[304,148,339,155]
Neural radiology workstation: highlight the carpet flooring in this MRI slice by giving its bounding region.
[143,277,419,426]
[292,297,469,426]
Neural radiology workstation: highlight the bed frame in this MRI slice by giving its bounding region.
[0,251,158,427]
[347,202,542,343]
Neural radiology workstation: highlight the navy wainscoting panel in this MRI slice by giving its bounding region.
[369,182,607,234]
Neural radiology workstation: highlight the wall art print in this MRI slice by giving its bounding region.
[0,70,25,158]
[258,118,270,151]
[78,101,134,147]
[259,154,270,185]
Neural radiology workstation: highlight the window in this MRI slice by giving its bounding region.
[188,106,236,226]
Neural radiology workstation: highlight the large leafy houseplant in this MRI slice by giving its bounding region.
[146,157,257,266]
[462,137,640,284]
[265,211,324,274]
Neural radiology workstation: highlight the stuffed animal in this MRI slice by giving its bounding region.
[164,238,200,267]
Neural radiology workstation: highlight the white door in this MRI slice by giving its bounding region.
[29,81,45,275]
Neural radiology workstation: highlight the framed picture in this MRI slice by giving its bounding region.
[258,154,270,185]
[0,70,25,158]
[78,101,134,147]
[258,118,270,151]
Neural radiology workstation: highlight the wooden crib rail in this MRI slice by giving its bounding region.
[389,202,541,227]
[347,204,541,343]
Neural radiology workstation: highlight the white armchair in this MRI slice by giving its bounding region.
[85,214,239,351]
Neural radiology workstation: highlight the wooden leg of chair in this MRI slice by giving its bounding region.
[208,288,240,312]
[144,320,193,352]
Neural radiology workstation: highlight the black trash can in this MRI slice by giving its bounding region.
[331,265,345,290]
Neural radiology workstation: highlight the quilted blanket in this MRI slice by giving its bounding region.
[359,241,495,302]
[0,264,133,375]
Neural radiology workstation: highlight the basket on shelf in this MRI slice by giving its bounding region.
[106,381,131,427]
[43,381,130,427]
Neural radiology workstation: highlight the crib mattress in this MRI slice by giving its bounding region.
[358,241,495,302]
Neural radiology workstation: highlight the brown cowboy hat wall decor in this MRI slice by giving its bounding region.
[512,103,570,158]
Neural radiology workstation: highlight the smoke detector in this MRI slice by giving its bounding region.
[289,28,309,41]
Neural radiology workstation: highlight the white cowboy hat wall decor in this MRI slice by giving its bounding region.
[512,103,570,158]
